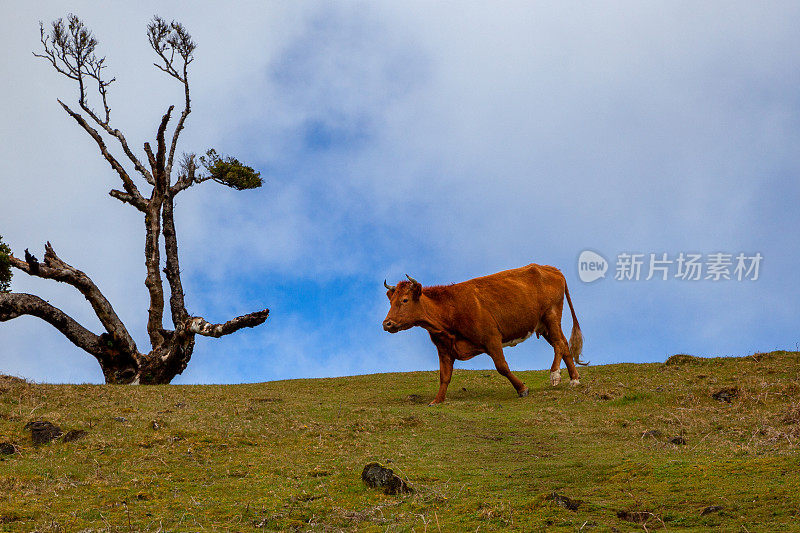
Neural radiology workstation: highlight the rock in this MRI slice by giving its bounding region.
[712,387,739,403]
[701,505,724,515]
[670,436,687,445]
[113,416,127,422]
[25,420,62,444]
[361,462,413,495]
[546,492,582,511]
[0,442,16,455]
[63,429,87,442]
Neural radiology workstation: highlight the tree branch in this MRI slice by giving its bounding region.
[0,292,108,360]
[170,153,212,195]
[8,243,138,355]
[162,193,187,326]
[154,105,174,189]
[165,67,190,184]
[58,100,147,211]
[186,309,269,338]
[33,16,159,188]
[79,103,156,186]
[143,198,165,348]
[109,189,142,208]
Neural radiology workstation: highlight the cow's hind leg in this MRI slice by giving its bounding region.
[486,339,528,397]
[542,312,580,386]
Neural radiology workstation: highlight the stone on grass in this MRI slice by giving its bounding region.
[361,462,413,495]
[0,442,16,455]
[25,420,62,444]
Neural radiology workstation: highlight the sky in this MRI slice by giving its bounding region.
[1,2,798,384]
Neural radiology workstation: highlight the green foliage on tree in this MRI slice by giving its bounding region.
[0,235,11,292]
[199,149,262,191]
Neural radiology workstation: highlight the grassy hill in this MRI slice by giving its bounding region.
[1,351,798,531]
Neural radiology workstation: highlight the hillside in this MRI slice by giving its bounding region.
[1,351,798,531]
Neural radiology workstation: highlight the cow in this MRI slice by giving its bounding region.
[382,264,587,405]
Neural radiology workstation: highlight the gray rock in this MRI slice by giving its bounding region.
[361,462,413,495]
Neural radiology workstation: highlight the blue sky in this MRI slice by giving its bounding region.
[1,2,798,383]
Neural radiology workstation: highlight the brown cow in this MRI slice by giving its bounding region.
[382,264,586,405]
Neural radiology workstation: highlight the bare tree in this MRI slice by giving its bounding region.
[0,15,269,384]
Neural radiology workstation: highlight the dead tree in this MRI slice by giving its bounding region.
[0,15,268,384]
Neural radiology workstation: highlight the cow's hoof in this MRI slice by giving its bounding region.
[427,401,442,407]
[518,387,529,398]
[570,379,581,387]
[550,370,561,386]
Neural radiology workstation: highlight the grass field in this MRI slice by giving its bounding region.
[1,350,798,531]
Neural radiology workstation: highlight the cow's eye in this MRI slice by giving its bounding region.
[402,298,408,303]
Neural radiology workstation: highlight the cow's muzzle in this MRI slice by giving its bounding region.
[383,319,400,333]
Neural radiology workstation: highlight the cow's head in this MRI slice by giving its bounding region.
[382,275,423,333]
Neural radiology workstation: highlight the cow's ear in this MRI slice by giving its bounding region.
[386,288,395,299]
[410,281,422,300]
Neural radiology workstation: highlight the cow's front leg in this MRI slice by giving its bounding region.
[430,351,454,406]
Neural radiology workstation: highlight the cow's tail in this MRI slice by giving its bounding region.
[564,282,588,366]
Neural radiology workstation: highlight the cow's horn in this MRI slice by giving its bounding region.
[384,279,396,291]
[406,274,419,285]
